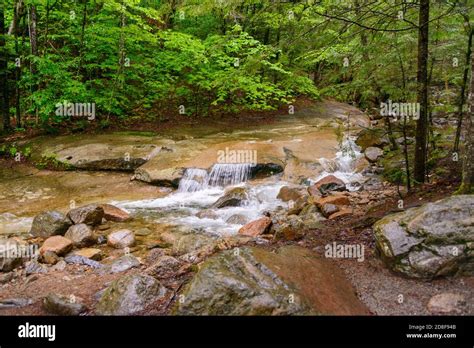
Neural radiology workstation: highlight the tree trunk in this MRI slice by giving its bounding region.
[28,4,38,124]
[454,29,473,153]
[14,0,22,128]
[0,0,10,132]
[413,0,430,183]
[459,54,474,193]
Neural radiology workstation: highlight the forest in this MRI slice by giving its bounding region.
[0,0,473,323]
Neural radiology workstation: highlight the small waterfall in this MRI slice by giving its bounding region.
[315,136,363,191]
[178,163,254,192]
[178,168,209,193]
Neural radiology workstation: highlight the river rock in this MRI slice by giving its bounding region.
[43,293,87,316]
[40,236,73,256]
[427,293,466,314]
[29,211,72,238]
[238,217,272,237]
[211,187,248,209]
[160,229,217,255]
[145,255,182,279]
[96,274,167,315]
[277,186,306,202]
[328,208,353,220]
[0,238,24,271]
[100,204,130,222]
[107,229,135,249]
[102,254,140,274]
[321,203,339,218]
[355,128,389,150]
[226,214,248,225]
[72,248,103,261]
[314,194,350,208]
[373,195,474,278]
[298,204,326,229]
[312,175,346,195]
[307,184,323,198]
[67,204,104,226]
[25,260,48,275]
[364,147,384,162]
[173,246,369,315]
[39,251,61,265]
[196,209,218,219]
[272,215,305,241]
[65,224,96,247]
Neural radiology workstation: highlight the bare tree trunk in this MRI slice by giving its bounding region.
[414,0,430,183]
[0,0,11,132]
[27,4,38,124]
[13,0,23,128]
[459,54,474,193]
[454,28,473,153]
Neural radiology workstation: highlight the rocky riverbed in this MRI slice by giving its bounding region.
[0,100,472,316]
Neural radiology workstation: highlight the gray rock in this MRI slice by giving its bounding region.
[101,254,140,274]
[64,255,103,269]
[43,293,86,316]
[364,147,384,162]
[145,255,182,279]
[67,204,104,226]
[321,203,339,218]
[226,214,249,225]
[65,224,96,247]
[196,209,218,220]
[29,211,72,238]
[427,293,466,314]
[107,229,135,249]
[373,195,474,278]
[25,260,48,275]
[96,274,167,315]
[0,298,33,309]
[0,238,24,271]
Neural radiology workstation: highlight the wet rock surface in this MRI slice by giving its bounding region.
[173,246,369,315]
[29,211,72,238]
[373,195,474,279]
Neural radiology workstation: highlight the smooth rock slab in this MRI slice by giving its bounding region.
[173,246,369,315]
[427,293,466,314]
[96,274,167,315]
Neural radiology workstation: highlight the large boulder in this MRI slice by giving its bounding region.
[373,195,474,279]
[67,204,104,226]
[211,187,248,209]
[173,246,369,315]
[65,224,96,247]
[95,274,167,315]
[29,211,72,238]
